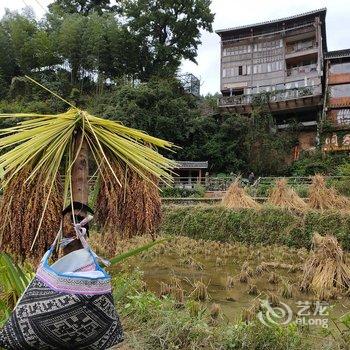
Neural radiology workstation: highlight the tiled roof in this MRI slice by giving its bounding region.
[325,49,350,60]
[215,8,327,34]
[175,161,208,169]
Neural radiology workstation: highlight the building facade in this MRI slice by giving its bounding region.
[322,49,350,152]
[216,9,331,152]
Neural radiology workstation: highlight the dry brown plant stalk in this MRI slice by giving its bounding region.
[221,177,260,209]
[95,159,162,251]
[0,169,63,262]
[308,174,350,211]
[300,233,350,300]
[267,178,307,211]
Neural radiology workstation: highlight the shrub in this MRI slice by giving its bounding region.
[291,152,349,176]
[160,185,205,198]
[223,322,303,350]
[328,178,350,197]
[161,206,350,250]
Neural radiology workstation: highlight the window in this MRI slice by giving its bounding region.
[336,109,350,125]
[330,62,350,74]
[238,66,243,75]
[331,84,350,98]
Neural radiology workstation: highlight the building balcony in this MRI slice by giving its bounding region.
[287,64,317,77]
[285,45,318,59]
[218,85,322,114]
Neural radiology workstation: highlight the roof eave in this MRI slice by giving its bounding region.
[215,8,327,35]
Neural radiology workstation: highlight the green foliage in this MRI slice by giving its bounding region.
[121,0,214,80]
[161,185,205,198]
[291,151,349,176]
[244,110,298,175]
[224,322,303,350]
[0,253,34,325]
[0,1,214,94]
[336,162,350,176]
[161,206,350,250]
[109,238,168,265]
[112,270,307,350]
[88,78,199,155]
[49,0,117,15]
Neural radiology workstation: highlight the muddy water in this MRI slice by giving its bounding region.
[115,237,350,324]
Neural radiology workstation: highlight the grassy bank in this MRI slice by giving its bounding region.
[161,205,350,250]
[113,270,306,350]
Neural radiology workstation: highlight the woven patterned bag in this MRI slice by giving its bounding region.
[0,219,123,350]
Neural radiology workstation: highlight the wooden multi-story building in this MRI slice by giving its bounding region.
[216,9,328,151]
[322,49,350,152]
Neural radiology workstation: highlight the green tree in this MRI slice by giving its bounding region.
[0,24,16,95]
[88,78,198,155]
[49,0,117,16]
[121,0,214,80]
[1,12,38,74]
[244,109,298,175]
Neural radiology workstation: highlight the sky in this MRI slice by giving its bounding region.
[1,0,350,95]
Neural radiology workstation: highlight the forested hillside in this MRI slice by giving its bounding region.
[0,0,344,176]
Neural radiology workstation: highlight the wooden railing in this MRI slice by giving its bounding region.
[218,85,321,108]
[163,175,350,192]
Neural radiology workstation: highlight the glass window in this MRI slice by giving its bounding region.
[330,62,350,74]
[336,109,350,125]
[331,84,350,97]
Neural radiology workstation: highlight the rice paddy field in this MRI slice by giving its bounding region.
[92,231,350,350]
[100,177,350,349]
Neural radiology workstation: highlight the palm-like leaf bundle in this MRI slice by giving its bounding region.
[0,100,175,260]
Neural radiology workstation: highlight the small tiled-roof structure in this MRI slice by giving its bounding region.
[175,161,208,169]
[325,49,350,60]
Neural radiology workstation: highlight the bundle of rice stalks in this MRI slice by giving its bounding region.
[267,179,307,211]
[221,177,260,209]
[95,159,162,248]
[189,280,209,301]
[300,233,350,300]
[308,174,350,211]
[0,169,62,262]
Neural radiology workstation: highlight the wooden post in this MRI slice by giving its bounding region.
[63,129,89,255]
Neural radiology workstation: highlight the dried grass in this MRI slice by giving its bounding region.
[95,159,162,251]
[267,179,307,211]
[221,178,260,210]
[300,233,350,300]
[308,174,350,211]
[0,169,63,263]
